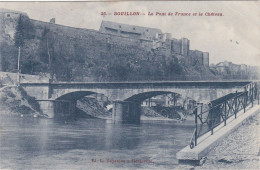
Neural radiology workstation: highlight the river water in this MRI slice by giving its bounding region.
[0,115,194,169]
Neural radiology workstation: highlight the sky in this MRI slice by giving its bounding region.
[0,1,259,66]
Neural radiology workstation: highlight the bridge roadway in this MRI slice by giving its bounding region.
[21,80,253,122]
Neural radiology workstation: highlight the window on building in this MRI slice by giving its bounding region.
[7,14,10,17]
[119,25,121,28]
[133,27,136,30]
[146,29,149,32]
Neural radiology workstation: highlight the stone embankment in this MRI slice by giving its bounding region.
[0,72,49,117]
[0,85,45,117]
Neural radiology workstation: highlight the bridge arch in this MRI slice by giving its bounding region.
[43,90,111,119]
[123,90,195,104]
[55,91,98,101]
[121,89,212,104]
[125,91,171,103]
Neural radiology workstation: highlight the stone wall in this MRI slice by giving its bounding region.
[203,52,209,67]
[181,38,190,56]
[0,8,26,44]
[171,38,182,55]
[31,19,154,52]
[0,9,20,71]
[171,38,190,57]
[189,50,209,67]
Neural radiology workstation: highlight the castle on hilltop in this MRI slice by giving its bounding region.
[0,8,209,73]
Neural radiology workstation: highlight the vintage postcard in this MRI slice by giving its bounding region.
[0,1,259,169]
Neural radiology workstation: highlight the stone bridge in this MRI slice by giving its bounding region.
[21,81,252,122]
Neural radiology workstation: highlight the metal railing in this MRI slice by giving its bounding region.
[189,81,260,149]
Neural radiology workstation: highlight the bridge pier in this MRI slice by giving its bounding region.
[112,101,141,123]
[37,100,77,118]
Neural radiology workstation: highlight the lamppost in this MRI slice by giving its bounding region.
[14,15,24,86]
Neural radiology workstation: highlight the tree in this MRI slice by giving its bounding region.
[38,26,56,80]
[14,15,25,48]
[14,15,25,85]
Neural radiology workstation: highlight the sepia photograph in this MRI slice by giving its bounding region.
[0,1,259,169]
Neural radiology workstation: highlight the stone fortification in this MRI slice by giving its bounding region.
[31,19,154,52]
[0,8,24,71]
[0,8,27,42]
[0,8,212,81]
[189,50,210,68]
[99,20,208,67]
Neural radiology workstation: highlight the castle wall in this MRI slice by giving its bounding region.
[171,38,190,57]
[171,38,182,54]
[0,9,25,71]
[31,19,153,51]
[2,12,20,40]
[181,38,190,56]
[202,52,209,67]
[189,50,204,65]
[0,44,2,71]
[0,13,4,71]
[0,9,22,44]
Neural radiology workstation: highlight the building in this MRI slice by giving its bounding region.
[240,64,247,74]
[212,61,256,78]
[99,21,196,59]
[99,20,162,40]
[215,61,231,74]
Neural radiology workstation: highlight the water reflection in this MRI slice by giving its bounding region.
[0,115,193,169]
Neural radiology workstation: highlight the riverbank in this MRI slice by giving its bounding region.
[175,112,260,169]
[0,85,45,117]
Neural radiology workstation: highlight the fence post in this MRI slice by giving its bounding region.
[246,85,249,106]
[251,83,254,107]
[235,91,238,119]
[256,82,259,105]
[224,101,227,126]
[244,87,247,113]
[194,107,198,146]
